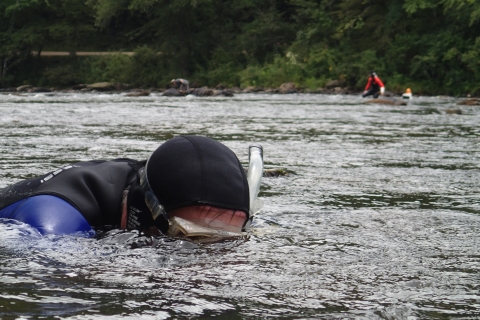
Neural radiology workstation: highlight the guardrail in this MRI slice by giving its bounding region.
[31,51,135,56]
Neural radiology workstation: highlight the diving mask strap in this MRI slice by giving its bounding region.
[139,165,169,223]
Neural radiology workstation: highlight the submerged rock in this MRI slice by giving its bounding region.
[279,82,298,94]
[365,98,408,106]
[242,86,264,93]
[29,87,52,93]
[190,87,214,96]
[213,89,234,97]
[446,109,462,114]
[70,84,88,90]
[243,167,288,177]
[17,85,33,92]
[162,88,187,96]
[457,98,480,105]
[263,168,288,177]
[86,82,117,91]
[126,90,150,97]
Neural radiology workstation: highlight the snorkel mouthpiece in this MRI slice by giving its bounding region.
[247,144,264,218]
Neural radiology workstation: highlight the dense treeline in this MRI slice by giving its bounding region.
[1,0,479,95]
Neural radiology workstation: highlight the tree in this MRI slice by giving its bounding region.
[0,0,97,86]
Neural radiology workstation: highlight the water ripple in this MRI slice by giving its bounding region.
[0,93,479,318]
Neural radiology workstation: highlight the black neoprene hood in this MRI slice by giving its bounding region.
[146,136,250,216]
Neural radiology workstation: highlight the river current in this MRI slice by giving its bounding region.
[0,92,478,319]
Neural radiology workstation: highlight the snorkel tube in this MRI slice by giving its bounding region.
[247,144,264,218]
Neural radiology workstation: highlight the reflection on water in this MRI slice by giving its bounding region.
[0,92,479,319]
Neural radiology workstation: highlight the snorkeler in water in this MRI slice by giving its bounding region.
[0,136,263,238]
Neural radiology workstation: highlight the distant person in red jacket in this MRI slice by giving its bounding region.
[362,72,385,98]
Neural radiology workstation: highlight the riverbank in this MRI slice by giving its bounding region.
[0,81,397,97]
[1,81,479,102]
[0,81,358,95]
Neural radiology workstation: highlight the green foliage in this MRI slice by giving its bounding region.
[1,0,480,95]
[86,54,131,84]
[86,0,129,28]
[128,46,172,87]
[82,47,174,87]
[403,0,438,13]
[42,60,81,86]
[198,64,242,88]
[239,55,303,88]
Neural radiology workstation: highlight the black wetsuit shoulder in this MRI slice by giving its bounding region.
[0,158,151,229]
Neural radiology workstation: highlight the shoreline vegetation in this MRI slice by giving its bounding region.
[2,82,480,106]
[1,1,480,97]
[0,81,361,96]
[3,81,479,112]
[2,49,479,99]
[2,82,477,116]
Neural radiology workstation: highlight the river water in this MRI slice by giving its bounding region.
[0,92,478,319]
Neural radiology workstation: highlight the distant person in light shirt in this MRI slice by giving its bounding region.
[171,78,190,92]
